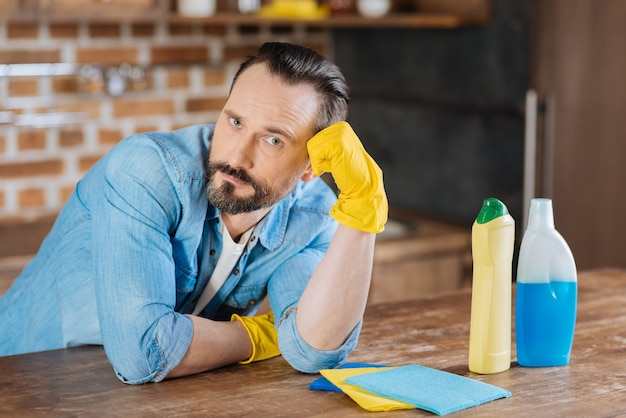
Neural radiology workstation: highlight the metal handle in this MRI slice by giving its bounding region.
[542,93,556,199]
[523,89,538,230]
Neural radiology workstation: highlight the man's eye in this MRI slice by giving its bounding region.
[229,117,241,128]
[265,136,283,146]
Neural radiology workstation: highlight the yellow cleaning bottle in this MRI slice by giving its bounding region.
[468,198,515,374]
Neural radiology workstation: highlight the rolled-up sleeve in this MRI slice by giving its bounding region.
[89,135,194,384]
[277,307,361,373]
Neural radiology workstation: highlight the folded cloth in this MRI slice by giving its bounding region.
[309,362,386,392]
[345,364,512,416]
[319,367,415,412]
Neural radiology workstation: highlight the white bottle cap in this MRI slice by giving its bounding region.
[527,198,555,230]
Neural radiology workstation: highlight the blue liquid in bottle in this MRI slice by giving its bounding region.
[515,281,577,367]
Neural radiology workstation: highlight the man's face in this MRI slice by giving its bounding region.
[207,63,319,215]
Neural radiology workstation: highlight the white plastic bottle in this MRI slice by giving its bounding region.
[516,198,577,367]
[469,198,515,374]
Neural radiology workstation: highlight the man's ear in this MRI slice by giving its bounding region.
[300,163,316,182]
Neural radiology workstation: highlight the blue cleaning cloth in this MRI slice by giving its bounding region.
[345,364,511,416]
[309,362,386,392]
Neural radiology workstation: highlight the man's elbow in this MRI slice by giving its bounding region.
[277,326,353,374]
[102,312,194,384]
[280,346,342,374]
[106,344,167,384]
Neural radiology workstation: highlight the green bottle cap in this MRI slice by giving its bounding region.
[476,197,509,224]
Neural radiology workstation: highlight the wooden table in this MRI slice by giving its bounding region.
[1,270,625,417]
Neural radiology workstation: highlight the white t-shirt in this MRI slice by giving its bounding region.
[191,224,254,316]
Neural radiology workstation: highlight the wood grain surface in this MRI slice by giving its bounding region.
[1,269,625,417]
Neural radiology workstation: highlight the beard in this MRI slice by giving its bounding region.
[206,159,301,215]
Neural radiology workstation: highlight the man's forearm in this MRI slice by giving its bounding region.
[295,224,375,350]
[167,315,252,378]
[298,121,385,351]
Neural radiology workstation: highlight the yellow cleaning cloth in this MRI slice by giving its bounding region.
[320,367,415,412]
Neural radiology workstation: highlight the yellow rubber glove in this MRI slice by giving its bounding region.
[307,121,388,233]
[231,311,280,364]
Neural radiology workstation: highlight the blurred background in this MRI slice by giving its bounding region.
[1,0,624,301]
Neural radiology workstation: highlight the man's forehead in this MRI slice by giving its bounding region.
[227,64,319,137]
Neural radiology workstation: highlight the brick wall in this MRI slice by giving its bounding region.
[0,19,330,224]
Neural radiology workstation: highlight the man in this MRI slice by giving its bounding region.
[0,42,387,384]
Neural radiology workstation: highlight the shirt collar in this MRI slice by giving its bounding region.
[258,189,294,251]
[206,183,299,252]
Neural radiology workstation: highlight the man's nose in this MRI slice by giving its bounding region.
[228,134,255,169]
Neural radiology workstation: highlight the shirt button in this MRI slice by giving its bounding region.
[233,268,240,275]
[250,236,256,242]
[209,249,216,255]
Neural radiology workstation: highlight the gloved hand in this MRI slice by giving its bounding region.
[307,121,388,233]
[231,311,280,364]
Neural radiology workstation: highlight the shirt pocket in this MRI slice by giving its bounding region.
[213,285,267,321]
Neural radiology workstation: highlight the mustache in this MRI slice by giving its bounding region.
[208,162,255,184]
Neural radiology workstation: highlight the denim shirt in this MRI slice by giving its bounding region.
[0,125,361,383]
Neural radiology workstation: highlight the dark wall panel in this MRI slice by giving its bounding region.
[332,0,531,226]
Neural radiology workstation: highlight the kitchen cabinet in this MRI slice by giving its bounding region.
[369,211,471,304]
[0,216,57,296]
